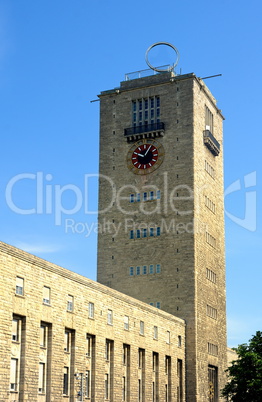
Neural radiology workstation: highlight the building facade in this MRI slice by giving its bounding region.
[97,71,227,401]
[0,241,185,401]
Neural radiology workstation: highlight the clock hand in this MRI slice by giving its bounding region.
[134,152,145,157]
[144,145,152,156]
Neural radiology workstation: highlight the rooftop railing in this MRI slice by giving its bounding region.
[125,65,177,81]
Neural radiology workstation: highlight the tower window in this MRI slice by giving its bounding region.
[38,362,45,393]
[67,295,74,312]
[129,224,162,242]
[205,160,215,179]
[132,97,161,127]
[105,374,109,399]
[152,352,159,380]
[207,305,217,320]
[208,365,218,401]
[85,370,91,398]
[12,318,19,342]
[64,330,72,353]
[128,263,161,276]
[88,302,94,318]
[206,232,216,248]
[40,324,47,348]
[124,316,129,331]
[15,277,24,296]
[205,195,216,214]
[43,286,50,305]
[107,309,113,325]
[208,342,218,356]
[150,98,154,108]
[177,359,183,401]
[206,268,217,283]
[138,348,145,402]
[63,367,69,395]
[10,358,18,391]
[205,105,214,133]
[107,338,114,361]
[129,191,160,204]
[122,376,126,400]
[140,321,144,335]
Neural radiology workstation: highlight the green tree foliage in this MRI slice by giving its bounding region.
[222,331,262,401]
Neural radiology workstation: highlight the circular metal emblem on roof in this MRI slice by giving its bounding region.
[145,42,180,73]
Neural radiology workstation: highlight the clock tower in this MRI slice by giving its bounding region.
[97,60,227,401]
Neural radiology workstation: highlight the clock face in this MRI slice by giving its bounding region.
[127,139,164,175]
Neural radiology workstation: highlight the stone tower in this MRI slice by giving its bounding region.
[97,69,227,401]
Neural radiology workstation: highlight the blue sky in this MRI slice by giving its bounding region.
[0,0,261,347]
